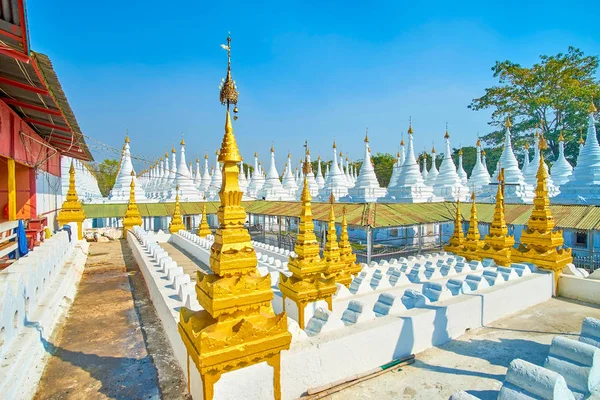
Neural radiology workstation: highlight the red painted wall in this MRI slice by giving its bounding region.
[0,100,61,176]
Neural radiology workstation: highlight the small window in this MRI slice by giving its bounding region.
[576,232,588,247]
[390,228,398,237]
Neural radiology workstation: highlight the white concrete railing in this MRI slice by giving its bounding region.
[303,254,539,337]
[558,266,600,305]
[0,221,19,259]
[0,232,87,399]
[174,231,291,287]
[127,226,200,376]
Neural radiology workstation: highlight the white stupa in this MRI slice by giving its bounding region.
[164,147,178,197]
[246,153,265,198]
[193,158,201,187]
[319,140,349,201]
[238,161,248,193]
[205,150,223,200]
[302,147,320,199]
[480,117,533,203]
[550,131,573,186]
[315,156,325,189]
[198,154,211,194]
[387,123,436,203]
[425,147,439,186]
[468,139,491,191]
[258,146,294,200]
[347,131,387,202]
[421,154,428,181]
[554,102,600,204]
[108,135,147,202]
[457,148,468,186]
[432,129,468,201]
[523,132,558,197]
[281,152,299,197]
[170,137,202,201]
[522,143,530,174]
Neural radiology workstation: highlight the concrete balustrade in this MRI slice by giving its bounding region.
[0,232,87,399]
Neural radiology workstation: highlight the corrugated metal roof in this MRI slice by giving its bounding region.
[81,201,600,230]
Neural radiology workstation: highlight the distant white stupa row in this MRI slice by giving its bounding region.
[102,101,599,204]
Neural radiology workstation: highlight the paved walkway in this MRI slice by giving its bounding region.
[159,241,210,278]
[326,297,600,400]
[35,240,189,400]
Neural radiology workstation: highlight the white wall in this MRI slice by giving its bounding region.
[559,275,600,305]
[35,170,63,231]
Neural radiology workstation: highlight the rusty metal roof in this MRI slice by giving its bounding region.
[81,201,600,231]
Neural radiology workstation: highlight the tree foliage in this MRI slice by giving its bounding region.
[91,159,120,197]
[469,47,600,165]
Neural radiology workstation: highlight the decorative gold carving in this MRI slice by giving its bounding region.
[169,186,186,233]
[178,36,290,400]
[462,191,484,260]
[512,135,572,291]
[478,169,515,266]
[279,154,336,329]
[196,198,211,238]
[57,161,85,240]
[444,198,465,254]
[123,171,142,238]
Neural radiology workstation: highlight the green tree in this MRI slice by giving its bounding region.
[469,47,600,165]
[91,159,120,197]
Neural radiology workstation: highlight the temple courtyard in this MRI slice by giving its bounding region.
[29,240,600,400]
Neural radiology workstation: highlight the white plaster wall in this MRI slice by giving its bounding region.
[0,234,87,399]
[280,273,552,399]
[128,228,553,400]
[559,275,600,305]
[35,170,63,231]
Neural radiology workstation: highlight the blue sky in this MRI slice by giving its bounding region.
[28,1,600,170]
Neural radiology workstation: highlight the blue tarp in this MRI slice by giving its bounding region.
[17,220,28,257]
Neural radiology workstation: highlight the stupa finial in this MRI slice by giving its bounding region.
[589,97,597,114]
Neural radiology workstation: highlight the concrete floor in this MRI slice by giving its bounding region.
[325,297,600,400]
[159,241,210,279]
[34,240,189,400]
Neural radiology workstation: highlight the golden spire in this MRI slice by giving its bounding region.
[505,116,512,128]
[431,145,436,153]
[338,205,361,286]
[279,170,336,328]
[254,152,258,157]
[397,151,401,157]
[512,132,572,291]
[365,128,369,143]
[589,97,597,113]
[57,161,86,240]
[558,131,565,142]
[458,148,463,155]
[481,149,487,156]
[179,35,290,400]
[579,127,585,144]
[476,138,481,147]
[180,133,185,146]
[171,146,176,153]
[444,123,450,139]
[196,197,211,238]
[123,170,142,238]
[168,186,185,233]
[525,142,530,150]
[408,117,413,135]
[125,134,130,143]
[461,190,484,259]
[196,157,200,163]
[271,145,274,153]
[323,193,347,286]
[332,139,337,149]
[400,138,405,146]
[444,198,465,252]
[479,168,515,266]
[165,152,169,158]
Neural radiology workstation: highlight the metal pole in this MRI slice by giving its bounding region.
[366,225,372,265]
